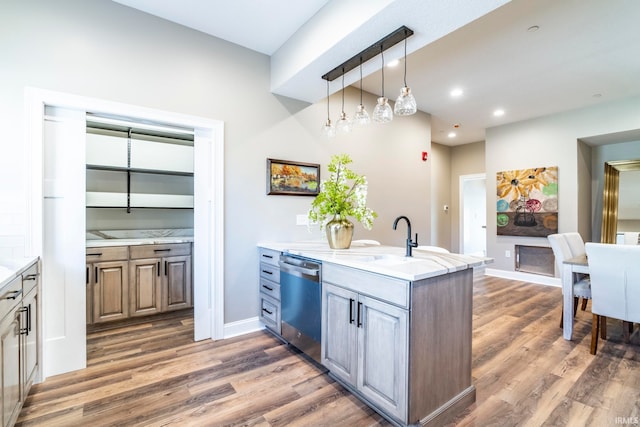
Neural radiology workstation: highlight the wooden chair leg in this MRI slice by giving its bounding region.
[590,313,600,355]
[559,306,564,329]
[573,297,579,316]
[623,321,632,343]
[581,298,588,311]
[600,316,607,340]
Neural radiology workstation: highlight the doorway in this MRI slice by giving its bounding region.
[460,174,487,256]
[25,88,224,379]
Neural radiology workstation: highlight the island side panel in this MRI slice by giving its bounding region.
[408,268,474,422]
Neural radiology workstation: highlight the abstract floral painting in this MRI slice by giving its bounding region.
[496,166,558,237]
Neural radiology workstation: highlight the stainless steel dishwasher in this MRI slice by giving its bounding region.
[279,254,322,363]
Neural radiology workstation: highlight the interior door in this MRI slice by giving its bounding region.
[461,174,487,256]
[42,107,87,376]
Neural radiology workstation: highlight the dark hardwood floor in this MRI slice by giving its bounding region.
[17,274,640,426]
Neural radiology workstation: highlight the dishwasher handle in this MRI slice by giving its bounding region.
[279,259,320,278]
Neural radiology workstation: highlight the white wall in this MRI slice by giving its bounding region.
[0,0,431,324]
[486,97,640,271]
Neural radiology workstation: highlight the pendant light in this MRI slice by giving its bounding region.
[372,47,393,123]
[335,69,353,133]
[394,31,417,116]
[321,79,336,138]
[353,58,370,126]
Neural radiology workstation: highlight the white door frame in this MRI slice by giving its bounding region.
[24,87,224,379]
[459,173,486,256]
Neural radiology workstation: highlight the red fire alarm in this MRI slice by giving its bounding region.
[422,151,428,162]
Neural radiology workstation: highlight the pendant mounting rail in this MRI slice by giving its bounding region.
[321,26,414,82]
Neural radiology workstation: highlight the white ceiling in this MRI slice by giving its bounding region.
[112,0,640,146]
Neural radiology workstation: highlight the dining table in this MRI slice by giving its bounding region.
[562,253,589,340]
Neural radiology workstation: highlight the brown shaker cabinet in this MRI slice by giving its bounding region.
[87,243,193,324]
[129,243,192,314]
[86,246,130,324]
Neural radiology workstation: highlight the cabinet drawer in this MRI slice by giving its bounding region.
[259,278,280,300]
[129,243,191,259]
[86,246,129,261]
[0,276,23,316]
[22,262,39,295]
[260,293,281,334]
[259,262,280,283]
[258,248,280,267]
[323,263,410,309]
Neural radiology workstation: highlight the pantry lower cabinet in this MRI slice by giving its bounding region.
[86,246,130,324]
[87,243,192,325]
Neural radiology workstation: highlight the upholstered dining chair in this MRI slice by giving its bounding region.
[585,242,640,355]
[548,233,592,327]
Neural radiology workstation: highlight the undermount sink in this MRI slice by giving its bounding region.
[358,254,424,266]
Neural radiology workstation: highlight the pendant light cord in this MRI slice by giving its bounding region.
[403,35,408,87]
[341,68,345,113]
[359,59,363,105]
[380,47,385,97]
[326,79,330,119]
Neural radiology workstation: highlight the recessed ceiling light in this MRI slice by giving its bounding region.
[448,132,456,138]
[493,109,505,117]
[450,88,464,97]
[387,59,400,67]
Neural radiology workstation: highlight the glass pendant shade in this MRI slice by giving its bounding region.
[321,119,336,138]
[353,104,370,126]
[394,86,417,115]
[336,112,353,133]
[372,96,393,123]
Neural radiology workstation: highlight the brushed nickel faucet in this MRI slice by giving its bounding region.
[393,215,418,257]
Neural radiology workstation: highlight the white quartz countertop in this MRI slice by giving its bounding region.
[86,229,194,248]
[258,241,491,281]
[0,257,39,290]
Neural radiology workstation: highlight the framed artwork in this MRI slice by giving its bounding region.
[496,166,558,237]
[267,158,320,196]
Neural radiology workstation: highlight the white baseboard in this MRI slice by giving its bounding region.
[223,316,264,339]
[484,268,561,287]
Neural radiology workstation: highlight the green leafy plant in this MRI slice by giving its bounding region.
[308,154,377,230]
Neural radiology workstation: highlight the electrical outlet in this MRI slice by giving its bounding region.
[296,214,309,226]
[505,250,511,258]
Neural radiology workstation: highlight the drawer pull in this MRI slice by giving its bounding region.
[87,253,103,257]
[262,254,274,259]
[261,270,273,275]
[23,274,38,281]
[262,284,273,291]
[262,307,273,315]
[157,262,161,276]
[3,289,22,300]
[154,249,171,252]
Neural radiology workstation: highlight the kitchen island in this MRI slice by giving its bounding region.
[258,241,488,427]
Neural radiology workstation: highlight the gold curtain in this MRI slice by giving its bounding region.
[601,162,619,243]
